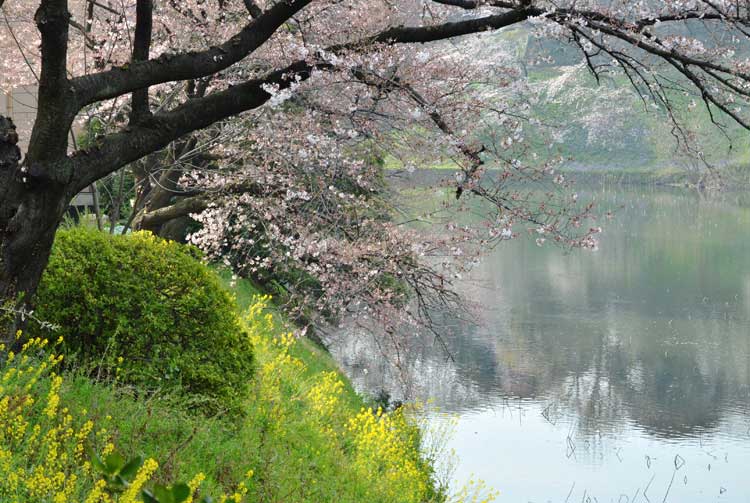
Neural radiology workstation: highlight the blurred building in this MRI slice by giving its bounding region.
[1,86,94,210]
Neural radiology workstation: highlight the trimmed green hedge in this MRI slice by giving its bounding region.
[33,228,253,414]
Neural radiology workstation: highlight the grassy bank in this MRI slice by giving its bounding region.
[0,300,444,502]
[0,235,496,502]
[215,270,354,389]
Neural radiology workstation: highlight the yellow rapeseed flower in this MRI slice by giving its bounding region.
[121,458,159,503]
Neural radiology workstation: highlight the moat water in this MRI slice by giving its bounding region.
[331,184,750,502]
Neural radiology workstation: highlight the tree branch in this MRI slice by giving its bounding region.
[243,0,262,18]
[130,0,153,122]
[362,9,528,45]
[69,8,539,189]
[138,194,210,229]
[431,0,480,9]
[138,179,267,229]
[71,0,313,107]
[70,59,321,191]
[27,0,74,170]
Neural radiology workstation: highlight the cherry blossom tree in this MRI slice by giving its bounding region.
[2,0,750,342]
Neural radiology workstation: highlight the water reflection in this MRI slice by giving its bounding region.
[329,184,750,501]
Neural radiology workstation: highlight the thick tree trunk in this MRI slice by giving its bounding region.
[0,116,69,343]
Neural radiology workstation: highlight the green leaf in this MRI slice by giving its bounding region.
[119,456,144,481]
[110,475,128,491]
[141,489,159,503]
[172,483,191,503]
[86,446,106,474]
[104,452,126,475]
[153,484,175,503]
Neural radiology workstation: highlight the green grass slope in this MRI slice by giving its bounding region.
[0,244,489,503]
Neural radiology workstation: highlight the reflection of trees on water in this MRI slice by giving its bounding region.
[501,312,742,437]
[331,187,750,441]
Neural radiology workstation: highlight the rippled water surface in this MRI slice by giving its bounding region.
[330,184,750,502]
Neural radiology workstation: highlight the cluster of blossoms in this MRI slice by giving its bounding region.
[186,106,476,334]
[172,25,604,337]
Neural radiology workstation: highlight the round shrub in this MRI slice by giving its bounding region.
[33,228,252,414]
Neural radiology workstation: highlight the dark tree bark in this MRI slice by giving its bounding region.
[130,0,153,123]
[0,116,71,342]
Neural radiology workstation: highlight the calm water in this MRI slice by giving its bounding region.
[329,184,750,502]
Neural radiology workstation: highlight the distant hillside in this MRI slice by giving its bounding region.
[471,25,750,173]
